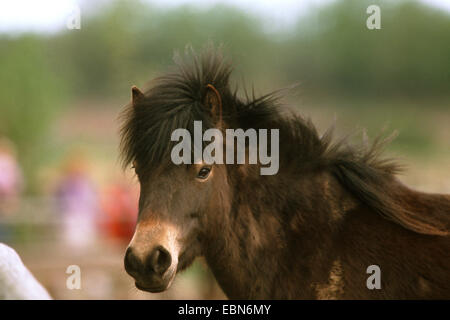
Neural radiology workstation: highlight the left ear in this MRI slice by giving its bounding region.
[131,85,145,107]
[204,84,222,125]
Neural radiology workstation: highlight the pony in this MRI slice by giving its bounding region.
[120,47,450,299]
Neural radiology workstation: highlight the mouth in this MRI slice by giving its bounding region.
[135,282,167,293]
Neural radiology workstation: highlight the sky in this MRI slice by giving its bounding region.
[0,0,449,33]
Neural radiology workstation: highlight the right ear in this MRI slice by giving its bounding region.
[131,85,145,107]
[204,84,223,125]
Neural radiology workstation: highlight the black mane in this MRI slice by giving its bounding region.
[120,46,284,174]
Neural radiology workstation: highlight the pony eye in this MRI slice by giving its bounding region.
[197,166,211,180]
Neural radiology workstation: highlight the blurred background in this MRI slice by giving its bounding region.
[0,0,449,299]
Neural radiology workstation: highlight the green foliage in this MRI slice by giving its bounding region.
[49,1,273,98]
[0,34,65,190]
[286,0,450,97]
[42,0,450,99]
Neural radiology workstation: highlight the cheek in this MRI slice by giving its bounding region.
[184,179,214,207]
[177,231,203,271]
[209,170,231,213]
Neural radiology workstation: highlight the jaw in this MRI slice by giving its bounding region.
[176,239,204,272]
[177,251,198,272]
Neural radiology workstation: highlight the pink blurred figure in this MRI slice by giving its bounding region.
[0,138,24,215]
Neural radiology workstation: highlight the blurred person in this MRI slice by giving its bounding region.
[54,153,100,251]
[100,174,138,245]
[0,138,24,214]
[0,138,24,241]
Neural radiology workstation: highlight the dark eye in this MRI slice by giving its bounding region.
[197,166,211,180]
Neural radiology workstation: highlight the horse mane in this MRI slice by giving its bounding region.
[326,136,450,236]
[120,46,235,176]
[120,46,449,236]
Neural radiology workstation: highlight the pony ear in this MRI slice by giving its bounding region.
[131,85,145,106]
[204,84,222,124]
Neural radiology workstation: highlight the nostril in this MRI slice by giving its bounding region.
[124,247,141,275]
[147,246,172,275]
[157,247,172,274]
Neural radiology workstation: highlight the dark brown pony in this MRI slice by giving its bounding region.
[120,48,450,299]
